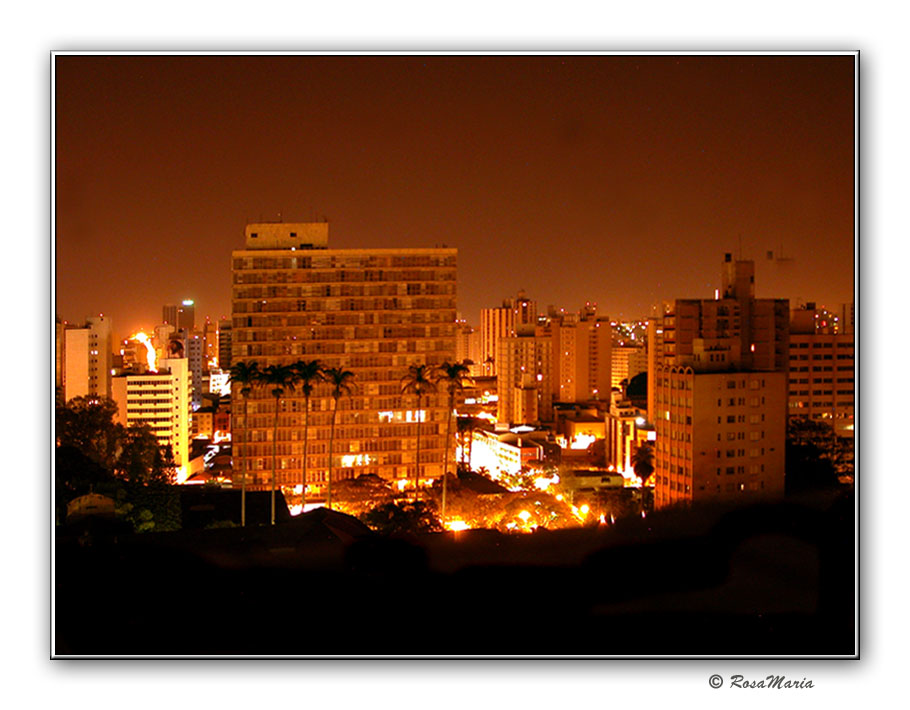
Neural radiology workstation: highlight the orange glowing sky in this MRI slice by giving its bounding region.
[55,54,855,338]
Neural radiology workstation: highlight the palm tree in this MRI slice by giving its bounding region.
[261,363,299,525]
[324,367,356,510]
[434,361,473,518]
[631,442,656,514]
[455,416,476,470]
[400,364,437,497]
[228,360,261,527]
[292,359,324,514]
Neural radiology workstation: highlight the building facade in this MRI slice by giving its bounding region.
[788,304,855,439]
[479,291,537,376]
[231,221,457,497]
[163,300,196,331]
[496,331,553,425]
[611,345,647,391]
[649,255,789,509]
[62,315,113,401]
[111,356,191,481]
[217,318,233,370]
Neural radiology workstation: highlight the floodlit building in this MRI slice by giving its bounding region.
[468,428,548,478]
[231,221,457,497]
[62,315,113,401]
[605,396,654,476]
[111,356,191,480]
[649,254,789,509]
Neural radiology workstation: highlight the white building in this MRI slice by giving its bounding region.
[112,357,191,481]
[468,428,547,479]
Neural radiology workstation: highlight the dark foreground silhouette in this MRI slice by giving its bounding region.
[54,490,854,657]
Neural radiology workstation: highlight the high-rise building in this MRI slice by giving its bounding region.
[202,316,218,368]
[185,331,204,409]
[480,290,537,376]
[455,317,482,376]
[231,221,457,497]
[788,304,855,438]
[540,311,612,404]
[612,346,648,390]
[111,356,191,481]
[217,318,233,370]
[496,331,553,425]
[649,254,790,509]
[163,300,196,331]
[62,315,113,401]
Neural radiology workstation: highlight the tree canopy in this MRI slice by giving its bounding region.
[360,501,443,535]
[55,395,179,530]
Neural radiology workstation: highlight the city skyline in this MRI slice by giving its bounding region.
[54,53,855,337]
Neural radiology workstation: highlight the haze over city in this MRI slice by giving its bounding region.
[54,54,854,337]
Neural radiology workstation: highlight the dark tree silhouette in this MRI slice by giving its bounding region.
[631,442,655,513]
[324,367,356,510]
[400,364,437,497]
[292,359,324,512]
[261,363,298,524]
[228,360,261,526]
[434,361,473,518]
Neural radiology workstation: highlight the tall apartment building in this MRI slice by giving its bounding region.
[163,300,196,331]
[611,346,648,390]
[649,255,789,509]
[217,318,233,370]
[548,315,612,402]
[231,221,457,496]
[455,317,482,376]
[480,290,537,376]
[111,356,191,481]
[788,304,855,438]
[496,330,554,425]
[185,331,204,409]
[202,317,218,366]
[62,315,113,401]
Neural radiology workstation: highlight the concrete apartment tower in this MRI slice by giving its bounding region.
[163,300,196,332]
[788,302,855,439]
[62,315,113,401]
[111,356,191,481]
[217,317,233,370]
[231,221,457,498]
[541,311,613,404]
[648,254,790,509]
[479,290,537,376]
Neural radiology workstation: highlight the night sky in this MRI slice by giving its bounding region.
[54,54,855,340]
